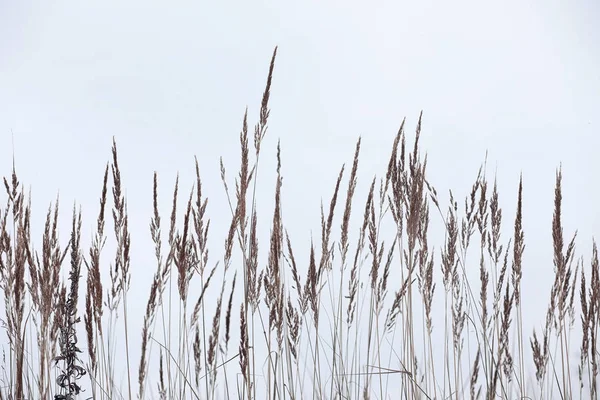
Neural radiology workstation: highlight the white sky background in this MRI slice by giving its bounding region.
[0,0,599,398]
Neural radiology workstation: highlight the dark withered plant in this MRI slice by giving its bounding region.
[54,206,86,400]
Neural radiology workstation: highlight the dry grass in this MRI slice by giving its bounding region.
[0,47,596,400]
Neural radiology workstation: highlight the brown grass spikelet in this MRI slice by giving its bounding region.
[191,263,218,327]
[110,138,131,300]
[207,293,224,371]
[530,329,548,382]
[158,350,166,400]
[224,272,237,350]
[264,141,284,334]
[493,242,511,320]
[239,304,250,391]
[233,108,249,241]
[285,296,301,360]
[488,177,503,266]
[479,251,489,322]
[83,162,108,382]
[320,165,345,274]
[471,349,481,400]
[174,191,195,303]
[552,167,565,276]
[28,196,65,398]
[384,119,405,206]
[347,177,375,325]
[500,282,514,379]
[305,242,319,325]
[285,231,304,311]
[441,197,458,289]
[254,46,278,155]
[340,137,361,265]
[193,325,202,388]
[247,206,260,310]
[138,273,159,398]
[512,174,524,305]
[1,166,29,400]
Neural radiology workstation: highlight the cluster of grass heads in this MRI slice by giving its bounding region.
[0,47,597,400]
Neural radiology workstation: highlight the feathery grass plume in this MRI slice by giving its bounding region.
[471,349,481,400]
[193,325,202,388]
[138,172,165,398]
[285,296,301,361]
[582,241,600,398]
[190,263,218,328]
[207,292,224,394]
[264,142,284,336]
[175,191,194,303]
[500,281,514,379]
[253,46,278,156]
[234,46,278,400]
[511,174,525,395]
[224,272,237,352]
[530,167,578,396]
[246,206,259,309]
[550,167,578,398]
[28,196,66,398]
[324,137,362,399]
[442,195,458,290]
[581,241,600,397]
[405,112,426,254]
[492,241,510,323]
[175,198,200,397]
[440,192,459,398]
[221,272,237,400]
[86,164,108,328]
[348,177,374,327]
[189,158,214,396]
[193,157,210,277]
[311,159,348,399]
[304,239,324,399]
[238,304,249,396]
[383,114,428,398]
[487,174,508,397]
[2,166,30,400]
[285,231,304,312]
[530,329,548,383]
[384,119,405,220]
[579,264,589,392]
[83,163,108,399]
[262,141,285,397]
[340,138,361,268]
[465,166,482,252]
[189,261,219,399]
[417,186,436,395]
[417,195,435,332]
[167,173,179,278]
[475,171,488,255]
[109,139,131,307]
[367,179,380,294]
[138,273,159,398]
[318,164,345,309]
[110,138,133,400]
[143,175,175,400]
[488,177,503,266]
[305,241,319,326]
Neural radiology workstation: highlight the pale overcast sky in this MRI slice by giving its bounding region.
[0,1,598,398]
